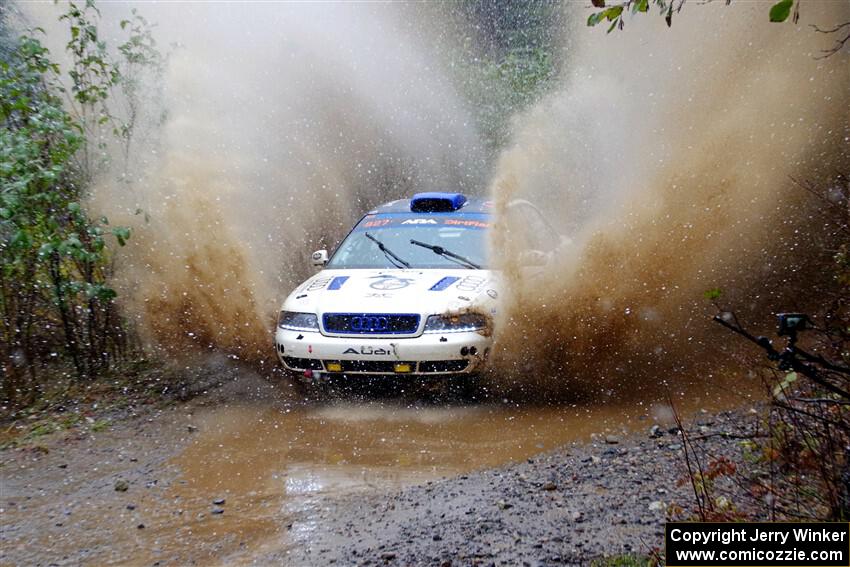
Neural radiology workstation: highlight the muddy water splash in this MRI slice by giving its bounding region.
[47,3,487,361]
[490,2,850,396]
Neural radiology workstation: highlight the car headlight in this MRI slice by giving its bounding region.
[423,313,488,334]
[278,311,319,331]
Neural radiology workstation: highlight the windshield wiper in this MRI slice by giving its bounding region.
[409,239,481,269]
[365,232,410,269]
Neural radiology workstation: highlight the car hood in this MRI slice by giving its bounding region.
[282,268,499,317]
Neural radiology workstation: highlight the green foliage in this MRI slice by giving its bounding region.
[119,9,161,67]
[60,1,119,109]
[58,0,120,183]
[590,554,657,567]
[586,0,801,32]
[28,422,56,438]
[703,288,722,301]
[115,8,165,167]
[459,45,555,150]
[588,5,625,33]
[769,0,795,23]
[486,45,555,115]
[447,2,559,151]
[0,1,160,405]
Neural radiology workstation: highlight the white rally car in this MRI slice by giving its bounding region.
[274,192,559,387]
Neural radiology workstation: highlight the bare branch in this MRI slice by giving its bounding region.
[810,22,850,35]
[810,21,850,59]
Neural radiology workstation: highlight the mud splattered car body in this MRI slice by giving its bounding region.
[275,193,499,383]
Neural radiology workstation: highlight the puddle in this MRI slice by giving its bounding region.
[160,379,754,561]
[0,376,755,566]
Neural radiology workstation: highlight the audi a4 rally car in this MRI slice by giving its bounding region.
[274,192,561,388]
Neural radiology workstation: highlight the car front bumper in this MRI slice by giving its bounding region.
[274,328,491,376]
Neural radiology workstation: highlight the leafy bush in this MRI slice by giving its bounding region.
[1,1,160,405]
[686,174,850,521]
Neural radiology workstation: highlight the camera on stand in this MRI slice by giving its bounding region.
[777,313,810,338]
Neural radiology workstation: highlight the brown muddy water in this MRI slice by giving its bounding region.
[159,380,752,563]
[1,375,756,565]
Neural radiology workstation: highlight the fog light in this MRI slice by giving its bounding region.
[460,347,469,356]
[394,363,412,373]
[326,362,342,372]
[469,346,478,356]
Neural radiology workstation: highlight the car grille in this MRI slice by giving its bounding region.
[322,313,421,335]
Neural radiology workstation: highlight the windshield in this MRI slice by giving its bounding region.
[327,213,490,269]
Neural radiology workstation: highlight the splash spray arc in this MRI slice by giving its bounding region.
[487,2,850,396]
[22,2,850,388]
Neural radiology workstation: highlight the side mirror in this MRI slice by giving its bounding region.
[518,249,547,267]
[311,249,328,267]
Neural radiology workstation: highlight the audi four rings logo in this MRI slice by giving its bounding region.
[350,316,389,332]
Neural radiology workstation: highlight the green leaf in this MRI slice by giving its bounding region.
[11,229,31,249]
[85,283,117,301]
[703,288,723,300]
[605,5,624,21]
[769,0,793,22]
[587,12,603,27]
[38,243,56,257]
[65,234,82,249]
[112,226,130,246]
[636,0,649,12]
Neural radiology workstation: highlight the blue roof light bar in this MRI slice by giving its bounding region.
[409,192,467,213]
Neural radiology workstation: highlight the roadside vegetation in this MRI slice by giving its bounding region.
[587,0,850,58]
[671,175,850,525]
[440,0,561,153]
[1,1,161,412]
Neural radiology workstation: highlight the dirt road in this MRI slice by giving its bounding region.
[0,367,754,565]
[277,416,745,566]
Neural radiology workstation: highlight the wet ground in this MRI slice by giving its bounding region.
[0,370,756,565]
